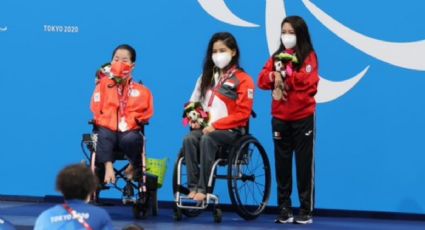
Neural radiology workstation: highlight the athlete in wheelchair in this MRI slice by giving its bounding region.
[173,32,271,222]
[82,44,156,218]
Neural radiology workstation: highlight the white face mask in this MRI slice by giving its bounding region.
[281,34,297,49]
[212,52,232,69]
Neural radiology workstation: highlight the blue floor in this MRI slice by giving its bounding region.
[0,200,424,230]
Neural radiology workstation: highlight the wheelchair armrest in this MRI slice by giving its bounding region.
[82,133,93,142]
[136,120,149,127]
[88,119,100,132]
[136,120,149,134]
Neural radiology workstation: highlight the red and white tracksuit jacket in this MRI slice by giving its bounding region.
[190,70,255,130]
[258,51,319,121]
[91,77,154,131]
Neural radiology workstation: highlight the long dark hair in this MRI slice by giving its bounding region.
[273,16,314,71]
[200,32,241,99]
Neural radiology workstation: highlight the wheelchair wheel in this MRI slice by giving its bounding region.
[172,149,202,218]
[213,208,222,223]
[227,135,271,220]
[151,190,158,216]
[173,206,183,221]
[132,203,146,219]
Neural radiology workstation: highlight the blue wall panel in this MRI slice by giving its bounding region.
[0,0,424,214]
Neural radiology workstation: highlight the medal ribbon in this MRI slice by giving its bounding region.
[117,79,134,124]
[207,66,237,107]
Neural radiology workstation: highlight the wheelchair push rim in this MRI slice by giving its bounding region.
[227,136,271,220]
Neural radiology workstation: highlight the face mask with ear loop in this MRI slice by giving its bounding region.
[212,52,232,69]
[281,34,297,49]
[110,61,133,84]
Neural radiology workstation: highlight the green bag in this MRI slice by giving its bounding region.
[146,157,168,188]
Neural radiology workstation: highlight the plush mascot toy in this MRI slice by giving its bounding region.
[182,102,209,128]
[272,52,298,101]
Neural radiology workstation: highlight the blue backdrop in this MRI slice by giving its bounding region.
[1,0,424,214]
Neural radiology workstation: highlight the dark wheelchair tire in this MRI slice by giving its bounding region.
[213,208,222,223]
[173,206,183,221]
[151,190,158,216]
[227,135,271,220]
[172,149,202,218]
[132,203,146,219]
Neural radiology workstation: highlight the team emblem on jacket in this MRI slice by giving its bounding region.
[223,81,235,88]
[130,89,140,97]
[306,64,312,73]
[94,92,100,102]
[248,88,254,99]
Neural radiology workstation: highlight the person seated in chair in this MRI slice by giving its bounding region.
[183,32,255,201]
[91,44,154,184]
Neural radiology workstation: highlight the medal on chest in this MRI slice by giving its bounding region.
[118,117,129,132]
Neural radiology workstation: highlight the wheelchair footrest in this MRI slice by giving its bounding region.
[122,196,137,205]
[176,193,219,210]
[99,184,111,190]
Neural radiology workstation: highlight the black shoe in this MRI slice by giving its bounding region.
[274,208,293,224]
[294,214,313,224]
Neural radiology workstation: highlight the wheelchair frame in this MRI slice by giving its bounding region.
[81,123,158,219]
[173,133,272,223]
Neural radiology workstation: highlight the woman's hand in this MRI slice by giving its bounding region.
[273,71,288,101]
[274,71,283,89]
[190,121,201,129]
[202,125,215,135]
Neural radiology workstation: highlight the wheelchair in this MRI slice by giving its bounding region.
[81,122,158,219]
[173,123,271,222]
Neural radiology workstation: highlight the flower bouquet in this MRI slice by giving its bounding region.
[273,52,298,101]
[95,63,113,83]
[95,63,124,84]
[274,52,298,77]
[182,102,209,128]
[275,52,298,64]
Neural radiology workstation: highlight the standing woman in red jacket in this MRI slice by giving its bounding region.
[258,16,319,224]
[183,32,255,202]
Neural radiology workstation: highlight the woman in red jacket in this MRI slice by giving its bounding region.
[91,44,154,184]
[183,32,255,202]
[258,16,319,224]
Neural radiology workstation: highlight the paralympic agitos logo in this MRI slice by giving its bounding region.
[198,0,425,103]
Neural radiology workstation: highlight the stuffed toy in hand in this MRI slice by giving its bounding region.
[182,102,209,128]
[95,63,126,84]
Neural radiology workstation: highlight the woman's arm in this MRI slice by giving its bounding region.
[90,81,103,120]
[132,85,154,123]
[257,57,276,90]
[189,76,202,102]
[212,72,254,130]
[285,52,319,94]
